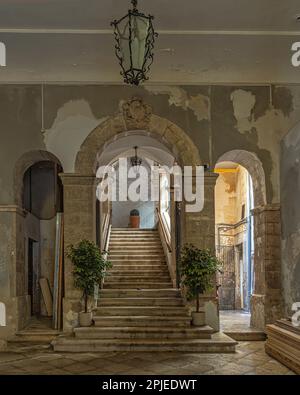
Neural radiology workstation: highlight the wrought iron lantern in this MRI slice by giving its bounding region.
[111,0,158,86]
[130,146,142,173]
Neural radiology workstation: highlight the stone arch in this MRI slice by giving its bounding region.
[13,150,63,207]
[96,131,176,168]
[0,302,6,326]
[214,149,267,208]
[75,97,201,174]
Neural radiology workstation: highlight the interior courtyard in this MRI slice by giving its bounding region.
[0,0,300,377]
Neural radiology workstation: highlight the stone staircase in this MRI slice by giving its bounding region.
[53,228,237,352]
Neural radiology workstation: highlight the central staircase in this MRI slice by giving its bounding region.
[53,228,237,352]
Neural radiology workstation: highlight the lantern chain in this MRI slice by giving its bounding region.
[131,0,138,11]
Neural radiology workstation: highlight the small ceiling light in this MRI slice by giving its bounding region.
[130,146,142,173]
[111,0,158,86]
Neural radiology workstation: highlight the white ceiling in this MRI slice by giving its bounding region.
[1,0,300,83]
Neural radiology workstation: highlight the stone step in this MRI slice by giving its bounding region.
[108,270,169,276]
[99,289,181,298]
[98,297,184,306]
[103,282,173,289]
[109,247,164,252]
[52,333,237,353]
[224,330,267,341]
[105,276,171,282]
[109,265,167,273]
[109,250,165,255]
[110,238,160,242]
[94,306,189,317]
[110,260,166,265]
[12,330,60,343]
[111,230,158,234]
[109,241,162,245]
[93,315,192,327]
[112,227,158,232]
[74,326,214,339]
[110,234,160,237]
[109,255,165,260]
[110,242,161,246]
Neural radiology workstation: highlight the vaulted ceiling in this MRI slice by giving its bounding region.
[0,0,300,83]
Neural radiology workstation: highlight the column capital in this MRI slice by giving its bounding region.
[251,203,280,216]
[0,205,26,217]
[204,171,219,184]
[59,173,97,186]
[181,171,219,181]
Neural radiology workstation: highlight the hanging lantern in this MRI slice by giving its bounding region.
[130,146,142,173]
[111,0,158,86]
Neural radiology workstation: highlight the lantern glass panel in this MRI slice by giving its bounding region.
[116,18,131,72]
[131,15,149,70]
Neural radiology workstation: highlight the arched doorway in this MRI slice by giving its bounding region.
[60,97,225,332]
[215,161,255,331]
[12,151,63,330]
[214,150,282,331]
[95,133,176,232]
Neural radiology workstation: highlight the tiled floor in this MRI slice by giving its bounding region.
[0,341,295,375]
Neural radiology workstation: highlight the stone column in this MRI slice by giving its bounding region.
[0,205,30,340]
[183,172,218,249]
[182,171,220,330]
[169,181,177,287]
[60,174,97,332]
[251,204,283,330]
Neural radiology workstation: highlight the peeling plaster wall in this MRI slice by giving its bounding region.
[43,100,107,173]
[281,124,300,314]
[2,84,300,325]
[0,86,44,204]
[2,84,300,206]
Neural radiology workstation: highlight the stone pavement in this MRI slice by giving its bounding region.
[0,341,296,375]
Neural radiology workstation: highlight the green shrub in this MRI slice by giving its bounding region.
[180,244,222,312]
[67,240,112,313]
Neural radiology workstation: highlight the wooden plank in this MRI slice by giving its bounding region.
[57,215,64,329]
[39,278,53,317]
[53,213,63,329]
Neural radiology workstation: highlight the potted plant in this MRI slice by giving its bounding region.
[67,239,112,327]
[130,209,140,228]
[180,244,222,326]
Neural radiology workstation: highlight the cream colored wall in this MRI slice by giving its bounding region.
[235,166,249,223]
[215,172,236,226]
[215,166,248,229]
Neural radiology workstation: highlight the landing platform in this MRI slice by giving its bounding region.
[9,317,61,343]
[220,310,266,341]
[52,331,237,353]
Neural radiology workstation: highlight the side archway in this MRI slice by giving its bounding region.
[214,149,282,329]
[214,149,267,208]
[13,150,63,207]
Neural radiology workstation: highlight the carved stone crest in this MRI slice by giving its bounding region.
[122,97,152,130]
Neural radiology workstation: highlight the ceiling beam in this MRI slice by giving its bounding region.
[0,28,300,36]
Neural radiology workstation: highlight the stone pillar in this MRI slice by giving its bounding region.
[60,174,97,332]
[169,181,177,287]
[0,205,30,340]
[251,204,283,330]
[182,171,220,331]
[183,172,218,250]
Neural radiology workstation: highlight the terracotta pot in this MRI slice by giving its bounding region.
[192,311,206,326]
[79,311,92,327]
[130,215,140,228]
